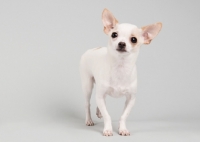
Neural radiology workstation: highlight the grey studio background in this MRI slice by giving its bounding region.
[0,0,200,142]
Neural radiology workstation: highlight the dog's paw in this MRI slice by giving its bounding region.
[103,130,113,136]
[85,119,94,126]
[96,107,103,118]
[119,129,130,136]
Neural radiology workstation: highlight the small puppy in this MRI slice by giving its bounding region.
[80,9,162,136]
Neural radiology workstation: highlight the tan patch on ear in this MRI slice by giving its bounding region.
[142,22,162,44]
[144,40,151,44]
[142,32,152,44]
[102,8,118,34]
[103,27,109,34]
[142,22,162,32]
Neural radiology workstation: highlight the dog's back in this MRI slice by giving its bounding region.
[80,47,107,80]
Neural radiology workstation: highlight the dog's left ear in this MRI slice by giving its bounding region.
[102,8,118,34]
[141,22,162,44]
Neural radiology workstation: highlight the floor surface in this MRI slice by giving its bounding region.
[1,117,199,142]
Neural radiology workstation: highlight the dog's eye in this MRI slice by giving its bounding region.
[111,32,118,38]
[131,37,137,43]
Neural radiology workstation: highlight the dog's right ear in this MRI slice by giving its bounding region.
[102,8,118,34]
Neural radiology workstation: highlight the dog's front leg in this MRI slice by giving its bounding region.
[96,91,113,136]
[119,94,136,136]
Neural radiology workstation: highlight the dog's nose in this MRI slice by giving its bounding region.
[118,42,126,49]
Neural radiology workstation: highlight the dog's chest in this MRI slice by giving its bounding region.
[106,63,133,97]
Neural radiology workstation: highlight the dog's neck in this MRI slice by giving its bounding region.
[107,45,139,83]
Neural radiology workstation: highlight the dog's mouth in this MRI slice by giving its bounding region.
[116,48,127,52]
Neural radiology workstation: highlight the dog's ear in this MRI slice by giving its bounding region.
[102,8,118,34]
[141,22,162,44]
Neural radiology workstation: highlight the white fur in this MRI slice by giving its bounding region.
[80,9,162,136]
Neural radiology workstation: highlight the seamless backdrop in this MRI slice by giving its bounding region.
[0,0,200,141]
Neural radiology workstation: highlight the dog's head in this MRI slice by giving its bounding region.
[102,9,162,56]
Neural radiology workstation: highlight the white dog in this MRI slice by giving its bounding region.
[80,8,162,136]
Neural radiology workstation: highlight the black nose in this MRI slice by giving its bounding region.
[118,42,126,49]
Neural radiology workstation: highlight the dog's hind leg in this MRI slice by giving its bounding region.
[96,107,103,118]
[81,75,94,126]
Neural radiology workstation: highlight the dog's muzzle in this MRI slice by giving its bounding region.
[117,42,126,52]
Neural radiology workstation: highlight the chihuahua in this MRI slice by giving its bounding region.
[80,8,162,136]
